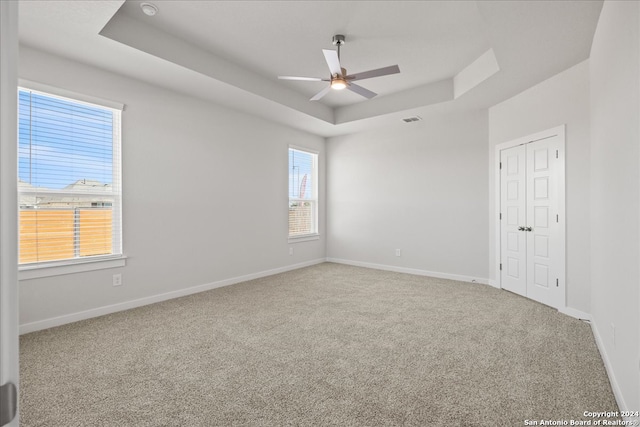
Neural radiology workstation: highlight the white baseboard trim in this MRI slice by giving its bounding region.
[326,258,490,285]
[590,321,629,416]
[558,306,591,321]
[487,279,500,289]
[19,258,327,335]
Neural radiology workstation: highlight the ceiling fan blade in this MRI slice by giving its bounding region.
[278,76,327,81]
[322,49,342,76]
[347,83,377,99]
[310,86,331,101]
[347,65,400,81]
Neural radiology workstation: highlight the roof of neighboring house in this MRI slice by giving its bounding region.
[19,179,114,206]
[63,179,112,193]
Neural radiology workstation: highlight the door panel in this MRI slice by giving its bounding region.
[534,177,548,199]
[534,235,549,257]
[534,263,549,287]
[534,206,549,228]
[526,138,560,307]
[500,145,526,297]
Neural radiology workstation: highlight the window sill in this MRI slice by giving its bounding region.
[19,255,127,280]
[288,234,320,244]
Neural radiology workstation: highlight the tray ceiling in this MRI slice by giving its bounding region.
[19,1,603,137]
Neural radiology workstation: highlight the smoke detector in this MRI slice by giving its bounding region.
[140,2,158,16]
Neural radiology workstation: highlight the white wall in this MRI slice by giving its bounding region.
[326,110,489,282]
[488,60,591,314]
[18,47,326,330]
[589,0,640,411]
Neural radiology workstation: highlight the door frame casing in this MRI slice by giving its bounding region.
[0,1,19,426]
[494,125,566,310]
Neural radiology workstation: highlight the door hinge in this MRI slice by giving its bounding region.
[556,150,559,159]
[499,213,502,220]
[556,278,559,287]
[0,382,17,426]
[500,263,502,271]
[556,214,559,223]
[499,162,502,169]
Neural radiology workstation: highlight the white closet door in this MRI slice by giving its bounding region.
[499,135,563,309]
[500,145,527,297]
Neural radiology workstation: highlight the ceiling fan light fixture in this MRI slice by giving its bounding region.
[331,78,347,90]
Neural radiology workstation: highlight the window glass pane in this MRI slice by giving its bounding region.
[18,91,113,191]
[18,88,121,265]
[289,149,314,200]
[288,148,317,237]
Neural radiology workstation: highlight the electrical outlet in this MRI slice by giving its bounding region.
[289,247,294,256]
[395,249,401,257]
[113,273,122,287]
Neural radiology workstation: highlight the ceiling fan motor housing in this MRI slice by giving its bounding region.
[332,34,345,46]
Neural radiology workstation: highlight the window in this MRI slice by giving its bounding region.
[288,147,318,240]
[18,87,122,268]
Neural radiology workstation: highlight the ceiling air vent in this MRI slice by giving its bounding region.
[402,116,422,123]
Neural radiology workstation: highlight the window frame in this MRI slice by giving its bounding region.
[288,145,319,243]
[17,81,126,279]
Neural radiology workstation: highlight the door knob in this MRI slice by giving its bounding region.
[525,227,533,232]
[518,226,525,231]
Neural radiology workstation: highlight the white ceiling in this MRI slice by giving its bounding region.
[18,1,603,137]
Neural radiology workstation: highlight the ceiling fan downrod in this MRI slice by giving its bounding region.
[332,34,345,62]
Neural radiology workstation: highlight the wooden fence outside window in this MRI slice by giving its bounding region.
[19,208,113,264]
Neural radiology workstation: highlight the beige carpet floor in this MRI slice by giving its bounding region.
[20,262,619,426]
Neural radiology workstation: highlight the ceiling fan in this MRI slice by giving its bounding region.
[278,35,400,101]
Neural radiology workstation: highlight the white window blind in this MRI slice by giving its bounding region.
[18,88,122,265]
[288,147,318,238]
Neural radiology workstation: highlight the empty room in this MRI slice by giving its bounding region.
[0,1,639,426]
